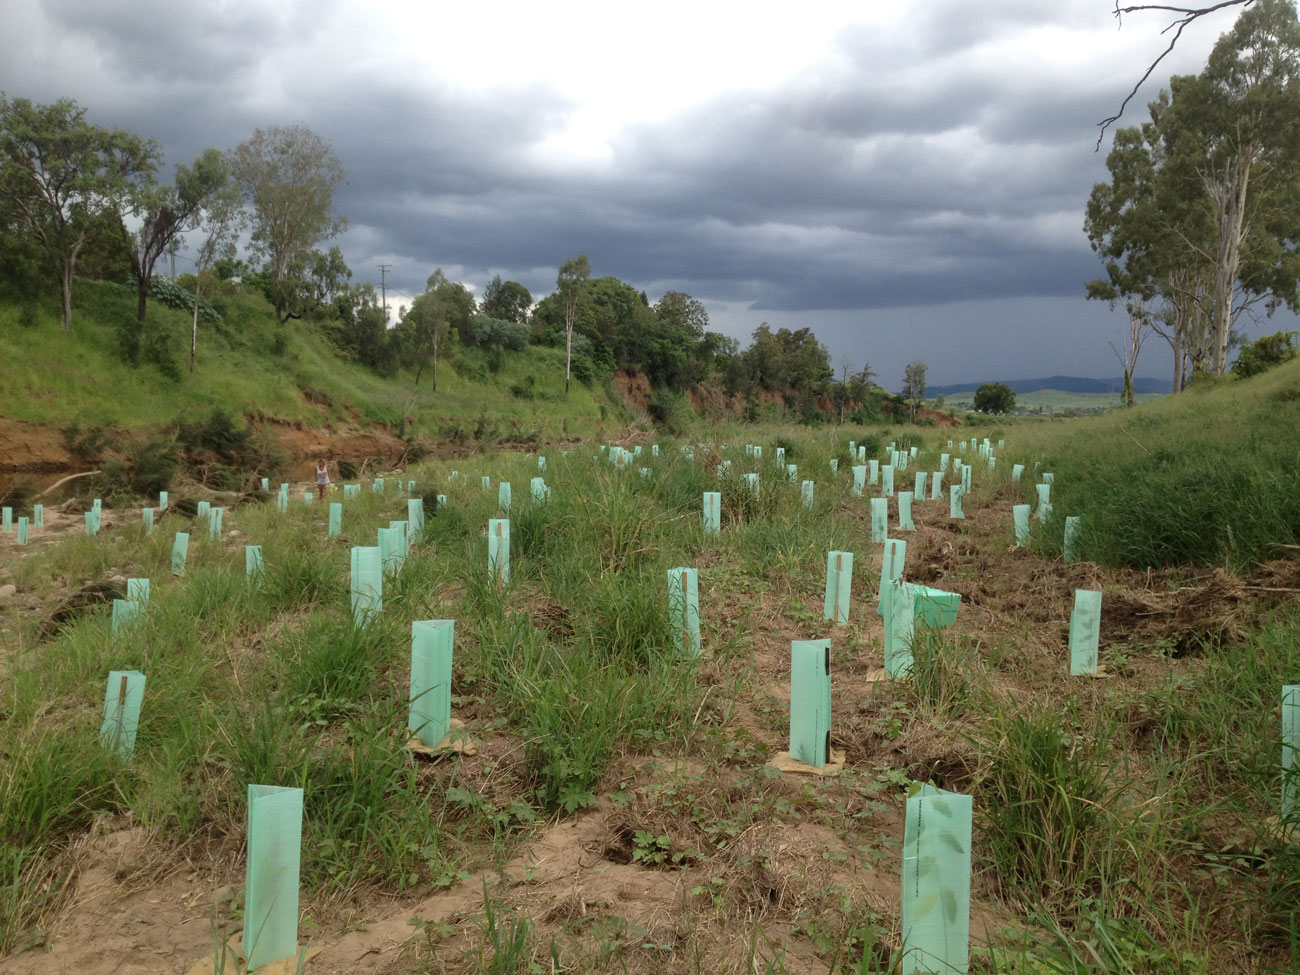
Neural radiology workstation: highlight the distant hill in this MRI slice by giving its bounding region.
[926,376,1173,396]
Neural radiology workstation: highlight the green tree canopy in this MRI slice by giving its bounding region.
[480,275,532,323]
[973,382,1015,414]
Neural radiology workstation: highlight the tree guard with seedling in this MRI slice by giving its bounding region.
[899,491,915,531]
[1069,589,1102,676]
[1013,505,1031,547]
[858,445,867,463]
[246,545,264,584]
[111,598,139,634]
[17,517,29,544]
[408,498,425,539]
[870,497,888,543]
[243,784,304,971]
[127,578,150,606]
[869,459,879,485]
[303,492,314,504]
[84,510,98,536]
[159,490,169,511]
[100,670,146,760]
[940,453,949,472]
[668,567,702,657]
[882,464,895,497]
[276,485,288,513]
[878,539,907,616]
[1,506,10,531]
[702,492,721,535]
[33,504,44,527]
[1012,464,1024,483]
[949,485,964,520]
[961,464,972,493]
[823,551,854,625]
[776,446,785,465]
[745,473,760,498]
[911,584,961,628]
[538,455,547,471]
[196,500,210,521]
[372,477,385,493]
[902,783,972,975]
[142,508,154,535]
[852,465,867,496]
[786,463,798,482]
[350,546,383,625]
[532,477,551,500]
[488,519,510,584]
[789,639,832,769]
[1036,483,1051,519]
[171,532,189,574]
[802,480,815,510]
[884,579,916,678]
[409,620,454,748]
[499,481,512,511]
[261,478,269,491]
[914,471,927,500]
[208,507,223,539]
[1064,516,1081,564]
[378,527,403,575]
[344,484,360,500]
[829,458,838,474]
[328,502,342,538]
[930,471,943,501]
[389,520,409,557]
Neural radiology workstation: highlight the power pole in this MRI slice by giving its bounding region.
[377,264,392,322]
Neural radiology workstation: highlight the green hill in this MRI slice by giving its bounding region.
[0,279,610,435]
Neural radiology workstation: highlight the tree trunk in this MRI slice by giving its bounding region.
[1124,370,1134,408]
[191,279,200,374]
[431,329,439,393]
[564,322,573,395]
[136,271,150,327]
[60,259,74,334]
[1208,156,1251,375]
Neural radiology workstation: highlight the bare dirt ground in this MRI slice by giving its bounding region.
[2,471,1297,974]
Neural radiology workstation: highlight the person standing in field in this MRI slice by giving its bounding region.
[316,459,333,494]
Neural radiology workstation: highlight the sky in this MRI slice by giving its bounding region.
[2,0,1291,386]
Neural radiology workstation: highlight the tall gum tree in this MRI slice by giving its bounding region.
[0,96,151,333]
[231,124,346,322]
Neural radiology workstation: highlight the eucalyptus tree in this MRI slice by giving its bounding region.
[556,253,591,394]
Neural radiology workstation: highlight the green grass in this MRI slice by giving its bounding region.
[0,279,609,433]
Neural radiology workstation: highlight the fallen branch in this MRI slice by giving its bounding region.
[1117,426,1150,455]
[34,470,101,498]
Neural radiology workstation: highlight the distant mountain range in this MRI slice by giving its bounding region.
[925,376,1173,396]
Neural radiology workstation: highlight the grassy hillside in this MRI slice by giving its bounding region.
[0,280,610,435]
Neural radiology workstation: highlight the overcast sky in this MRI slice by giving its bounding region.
[2,0,1290,386]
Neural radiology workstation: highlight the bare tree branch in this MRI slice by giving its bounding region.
[1097,0,1257,149]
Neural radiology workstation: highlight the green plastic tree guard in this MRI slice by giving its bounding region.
[1,506,10,531]
[328,502,342,538]
[949,485,964,520]
[802,480,815,510]
[142,508,154,535]
[208,507,223,539]
[373,477,385,493]
[303,492,313,504]
[276,485,288,513]
[93,498,102,514]
[532,476,552,500]
[790,639,832,769]
[243,784,303,971]
[823,551,854,625]
[911,445,919,458]
[882,465,895,498]
[538,455,547,471]
[1069,589,1102,676]
[884,579,916,678]
[668,567,702,656]
[197,500,211,521]
[877,539,907,616]
[1036,483,1051,519]
[869,459,879,485]
[499,481,512,511]
[858,446,867,463]
[930,471,943,501]
[1043,472,1054,485]
[959,441,967,451]
[899,491,915,531]
[344,484,360,500]
[1064,516,1081,564]
[776,446,785,464]
[409,620,454,748]
[408,480,416,493]
[940,452,949,472]
[864,495,885,541]
[754,445,762,460]
[350,546,383,625]
[16,517,28,544]
[1012,464,1024,483]
[914,471,927,500]
[702,492,721,535]
[962,464,972,493]
[488,519,510,584]
[111,599,139,634]
[408,497,425,540]
[911,584,961,628]
[100,670,146,760]
[849,440,856,455]
[245,545,264,584]
[33,504,44,527]
[1013,505,1031,547]
[902,783,972,975]
[829,458,838,474]
[389,520,410,557]
[786,463,798,482]
[1284,686,1299,823]
[261,478,269,491]
[987,455,996,471]
[84,510,98,536]
[436,494,447,506]
[481,475,491,491]
[377,527,402,575]
[652,444,659,457]
[851,465,867,496]
[127,578,150,605]
[745,473,760,498]
[171,532,189,575]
